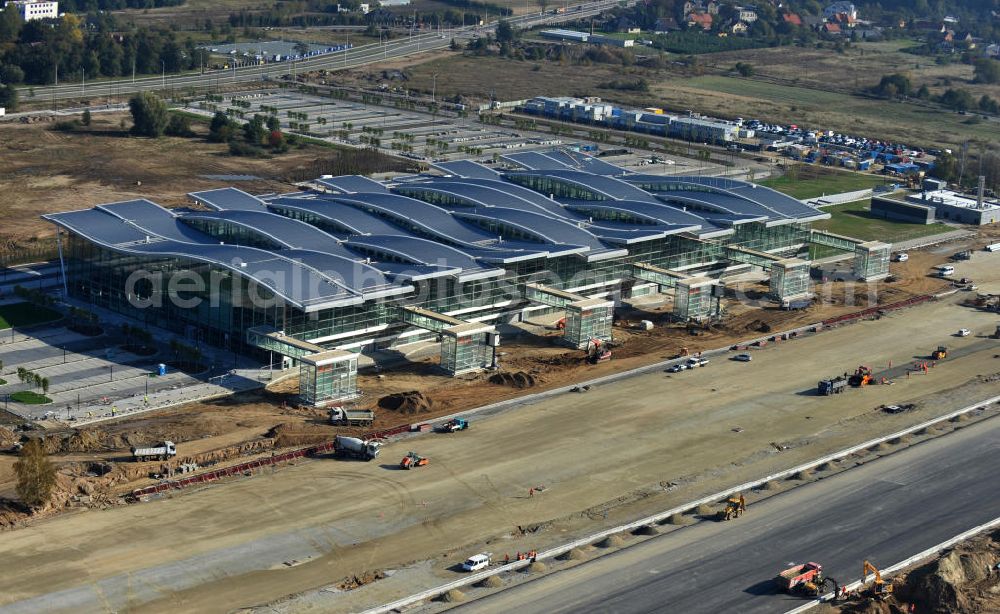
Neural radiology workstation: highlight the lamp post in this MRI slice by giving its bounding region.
[108,365,113,382]
[432,73,438,103]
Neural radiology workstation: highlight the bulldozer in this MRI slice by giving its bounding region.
[861,560,894,599]
[717,493,746,521]
[848,366,874,387]
[931,345,947,360]
[400,452,429,470]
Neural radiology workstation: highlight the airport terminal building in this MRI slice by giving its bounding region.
[44,151,889,404]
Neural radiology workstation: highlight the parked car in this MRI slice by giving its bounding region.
[686,357,709,368]
[893,253,908,262]
[957,328,971,337]
[666,363,688,373]
[732,353,753,362]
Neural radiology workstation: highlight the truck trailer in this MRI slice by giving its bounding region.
[818,376,847,395]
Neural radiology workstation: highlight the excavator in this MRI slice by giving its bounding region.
[848,366,874,387]
[931,345,947,360]
[717,493,746,521]
[586,338,612,365]
[862,560,894,599]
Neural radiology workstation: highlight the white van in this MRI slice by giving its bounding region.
[937,265,955,277]
[462,553,491,572]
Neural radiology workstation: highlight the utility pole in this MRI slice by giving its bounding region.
[162,60,165,90]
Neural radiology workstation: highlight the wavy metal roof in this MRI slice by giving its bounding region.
[188,187,266,211]
[266,197,405,237]
[315,175,389,194]
[506,169,661,203]
[431,160,501,179]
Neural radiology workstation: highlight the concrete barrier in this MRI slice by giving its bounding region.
[361,394,1000,614]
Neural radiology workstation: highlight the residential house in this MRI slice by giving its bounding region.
[823,1,856,21]
[688,12,713,31]
[782,12,803,27]
[654,16,680,33]
[735,6,757,23]
[822,22,841,34]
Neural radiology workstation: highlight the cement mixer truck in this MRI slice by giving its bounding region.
[334,435,382,461]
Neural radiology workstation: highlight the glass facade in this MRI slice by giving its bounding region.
[564,301,614,348]
[853,243,891,281]
[674,280,715,321]
[440,329,493,374]
[769,260,812,301]
[299,354,358,405]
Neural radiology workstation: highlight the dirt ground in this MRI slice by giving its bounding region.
[0,243,998,612]
[0,112,369,246]
[817,529,1000,614]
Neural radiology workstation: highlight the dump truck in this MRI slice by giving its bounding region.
[329,407,375,427]
[436,418,469,433]
[932,345,947,360]
[818,376,848,395]
[334,435,381,461]
[400,451,428,469]
[776,562,826,596]
[131,441,177,462]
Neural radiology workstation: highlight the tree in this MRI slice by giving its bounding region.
[14,439,56,510]
[243,114,267,145]
[734,62,754,77]
[128,92,168,137]
[872,73,911,99]
[41,377,49,394]
[973,58,1000,84]
[209,110,235,142]
[81,108,91,126]
[0,83,17,112]
[165,113,192,136]
[496,20,517,44]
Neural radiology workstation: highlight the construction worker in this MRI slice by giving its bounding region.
[529,488,534,497]
[504,554,510,564]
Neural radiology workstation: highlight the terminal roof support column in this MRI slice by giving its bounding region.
[853,241,891,282]
[563,298,614,349]
[673,277,720,321]
[400,306,497,377]
[769,258,812,304]
[299,350,359,407]
[440,322,498,376]
[810,230,892,282]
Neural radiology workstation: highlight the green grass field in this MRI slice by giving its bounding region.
[0,302,62,330]
[10,391,52,404]
[811,200,953,243]
[761,168,889,200]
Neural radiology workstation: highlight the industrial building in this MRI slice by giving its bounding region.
[44,152,890,405]
[872,178,1000,226]
[4,0,58,21]
[521,97,740,143]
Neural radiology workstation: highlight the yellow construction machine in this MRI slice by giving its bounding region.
[862,560,894,599]
[718,493,746,521]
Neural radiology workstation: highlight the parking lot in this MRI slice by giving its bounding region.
[187,90,717,173]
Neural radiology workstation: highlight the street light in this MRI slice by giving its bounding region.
[432,73,439,102]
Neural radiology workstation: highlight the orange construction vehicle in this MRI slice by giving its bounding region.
[862,560,894,599]
[400,452,429,470]
[776,562,838,597]
[586,338,612,364]
[718,493,746,521]
[555,317,566,330]
[848,366,874,387]
[931,346,947,360]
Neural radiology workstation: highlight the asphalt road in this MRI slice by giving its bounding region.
[22,0,628,102]
[455,412,1000,614]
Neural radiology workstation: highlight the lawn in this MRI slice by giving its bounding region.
[811,200,953,244]
[0,302,62,330]
[760,167,889,200]
[10,391,52,404]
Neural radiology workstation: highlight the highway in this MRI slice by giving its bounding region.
[22,1,627,102]
[455,412,1000,614]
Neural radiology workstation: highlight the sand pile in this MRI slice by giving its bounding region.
[558,548,588,560]
[666,513,692,526]
[488,371,537,389]
[478,575,502,588]
[597,535,625,548]
[438,589,465,603]
[378,391,433,414]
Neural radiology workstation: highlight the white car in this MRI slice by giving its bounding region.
[732,353,753,362]
[666,363,688,373]
[686,357,709,368]
[957,328,971,337]
[462,553,491,572]
[893,253,908,262]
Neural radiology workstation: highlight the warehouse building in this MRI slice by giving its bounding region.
[44,153,889,405]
